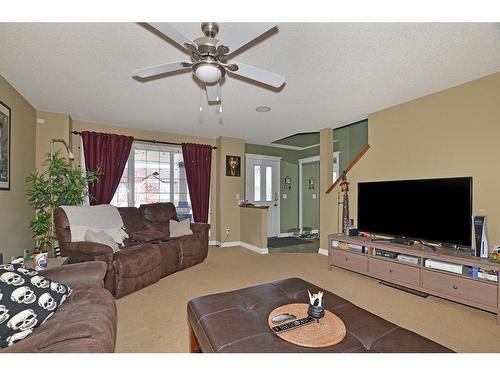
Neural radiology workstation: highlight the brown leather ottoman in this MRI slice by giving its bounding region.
[187,278,453,353]
[113,243,161,299]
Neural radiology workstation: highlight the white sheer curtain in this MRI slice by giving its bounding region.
[80,136,90,206]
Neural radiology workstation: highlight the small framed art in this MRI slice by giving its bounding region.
[0,101,11,190]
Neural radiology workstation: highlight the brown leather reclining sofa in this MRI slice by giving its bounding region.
[54,203,210,298]
[0,261,116,353]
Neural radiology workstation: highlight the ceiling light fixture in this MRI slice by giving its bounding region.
[256,106,271,113]
[194,63,223,84]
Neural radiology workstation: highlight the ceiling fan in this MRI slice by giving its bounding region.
[133,22,286,103]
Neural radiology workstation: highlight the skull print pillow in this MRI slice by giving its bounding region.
[0,263,72,348]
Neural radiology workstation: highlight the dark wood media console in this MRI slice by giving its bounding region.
[328,234,500,324]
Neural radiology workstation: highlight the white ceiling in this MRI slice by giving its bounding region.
[1,23,499,145]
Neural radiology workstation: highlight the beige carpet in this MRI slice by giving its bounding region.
[115,246,500,353]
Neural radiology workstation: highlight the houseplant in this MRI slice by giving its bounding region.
[25,152,100,256]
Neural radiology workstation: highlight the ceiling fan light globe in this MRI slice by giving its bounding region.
[194,63,222,84]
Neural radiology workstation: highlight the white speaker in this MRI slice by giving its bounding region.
[473,215,489,258]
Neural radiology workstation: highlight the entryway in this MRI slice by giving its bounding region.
[245,154,280,238]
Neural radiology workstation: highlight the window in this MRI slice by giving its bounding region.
[265,166,272,202]
[111,143,192,221]
[254,165,261,201]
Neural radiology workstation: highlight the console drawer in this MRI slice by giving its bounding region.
[423,270,498,308]
[332,250,368,273]
[369,257,420,286]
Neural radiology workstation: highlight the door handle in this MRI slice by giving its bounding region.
[274,204,278,207]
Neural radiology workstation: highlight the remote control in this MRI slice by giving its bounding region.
[271,316,315,334]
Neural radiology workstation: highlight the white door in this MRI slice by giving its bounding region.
[245,154,281,237]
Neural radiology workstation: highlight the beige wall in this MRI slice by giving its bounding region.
[72,120,219,239]
[323,71,500,248]
[215,136,245,243]
[240,207,267,249]
[0,75,36,261]
[35,111,73,169]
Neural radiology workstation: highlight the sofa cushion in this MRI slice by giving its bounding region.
[118,207,147,234]
[169,219,193,238]
[139,203,180,237]
[84,229,120,252]
[0,287,116,352]
[0,263,72,348]
[129,230,168,243]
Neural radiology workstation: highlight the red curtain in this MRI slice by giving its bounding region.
[81,131,134,205]
[181,143,212,223]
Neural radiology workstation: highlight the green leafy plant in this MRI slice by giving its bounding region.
[25,152,100,254]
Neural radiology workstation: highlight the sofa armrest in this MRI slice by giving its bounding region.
[60,241,114,257]
[190,223,210,235]
[39,261,107,290]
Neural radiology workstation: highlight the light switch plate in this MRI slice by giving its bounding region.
[282,193,287,199]
[312,194,317,199]
[236,193,240,200]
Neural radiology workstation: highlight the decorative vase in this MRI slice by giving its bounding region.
[307,304,325,322]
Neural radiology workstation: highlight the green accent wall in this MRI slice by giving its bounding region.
[333,120,368,173]
[302,161,320,230]
[245,120,367,234]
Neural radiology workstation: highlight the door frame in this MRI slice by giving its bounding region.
[245,153,281,237]
[298,155,320,234]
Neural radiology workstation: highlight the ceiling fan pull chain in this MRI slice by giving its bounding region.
[218,85,223,113]
[199,87,203,112]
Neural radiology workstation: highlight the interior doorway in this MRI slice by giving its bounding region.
[299,156,320,235]
[245,153,281,238]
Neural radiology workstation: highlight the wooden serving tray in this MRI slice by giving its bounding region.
[268,303,346,348]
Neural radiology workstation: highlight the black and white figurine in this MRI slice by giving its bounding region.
[307,290,325,322]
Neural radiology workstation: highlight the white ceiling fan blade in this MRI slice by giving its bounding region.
[206,83,220,103]
[133,61,191,78]
[228,62,285,88]
[219,23,277,55]
[148,23,198,52]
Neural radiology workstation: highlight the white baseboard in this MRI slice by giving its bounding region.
[209,240,268,254]
[278,232,295,238]
[239,241,269,254]
[220,241,241,248]
[318,248,329,256]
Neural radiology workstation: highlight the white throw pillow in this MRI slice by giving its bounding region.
[84,229,120,252]
[72,226,128,245]
[169,219,193,238]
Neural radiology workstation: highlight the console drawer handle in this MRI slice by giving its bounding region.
[345,257,349,262]
[452,285,458,290]
[389,269,393,273]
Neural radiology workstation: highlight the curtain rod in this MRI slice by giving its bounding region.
[71,131,217,150]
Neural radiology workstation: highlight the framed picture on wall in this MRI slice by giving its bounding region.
[0,101,11,190]
[226,155,241,177]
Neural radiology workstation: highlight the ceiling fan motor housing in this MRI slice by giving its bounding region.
[201,22,219,38]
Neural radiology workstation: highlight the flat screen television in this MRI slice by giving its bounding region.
[357,177,472,247]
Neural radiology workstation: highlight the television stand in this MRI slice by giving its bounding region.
[328,233,500,324]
